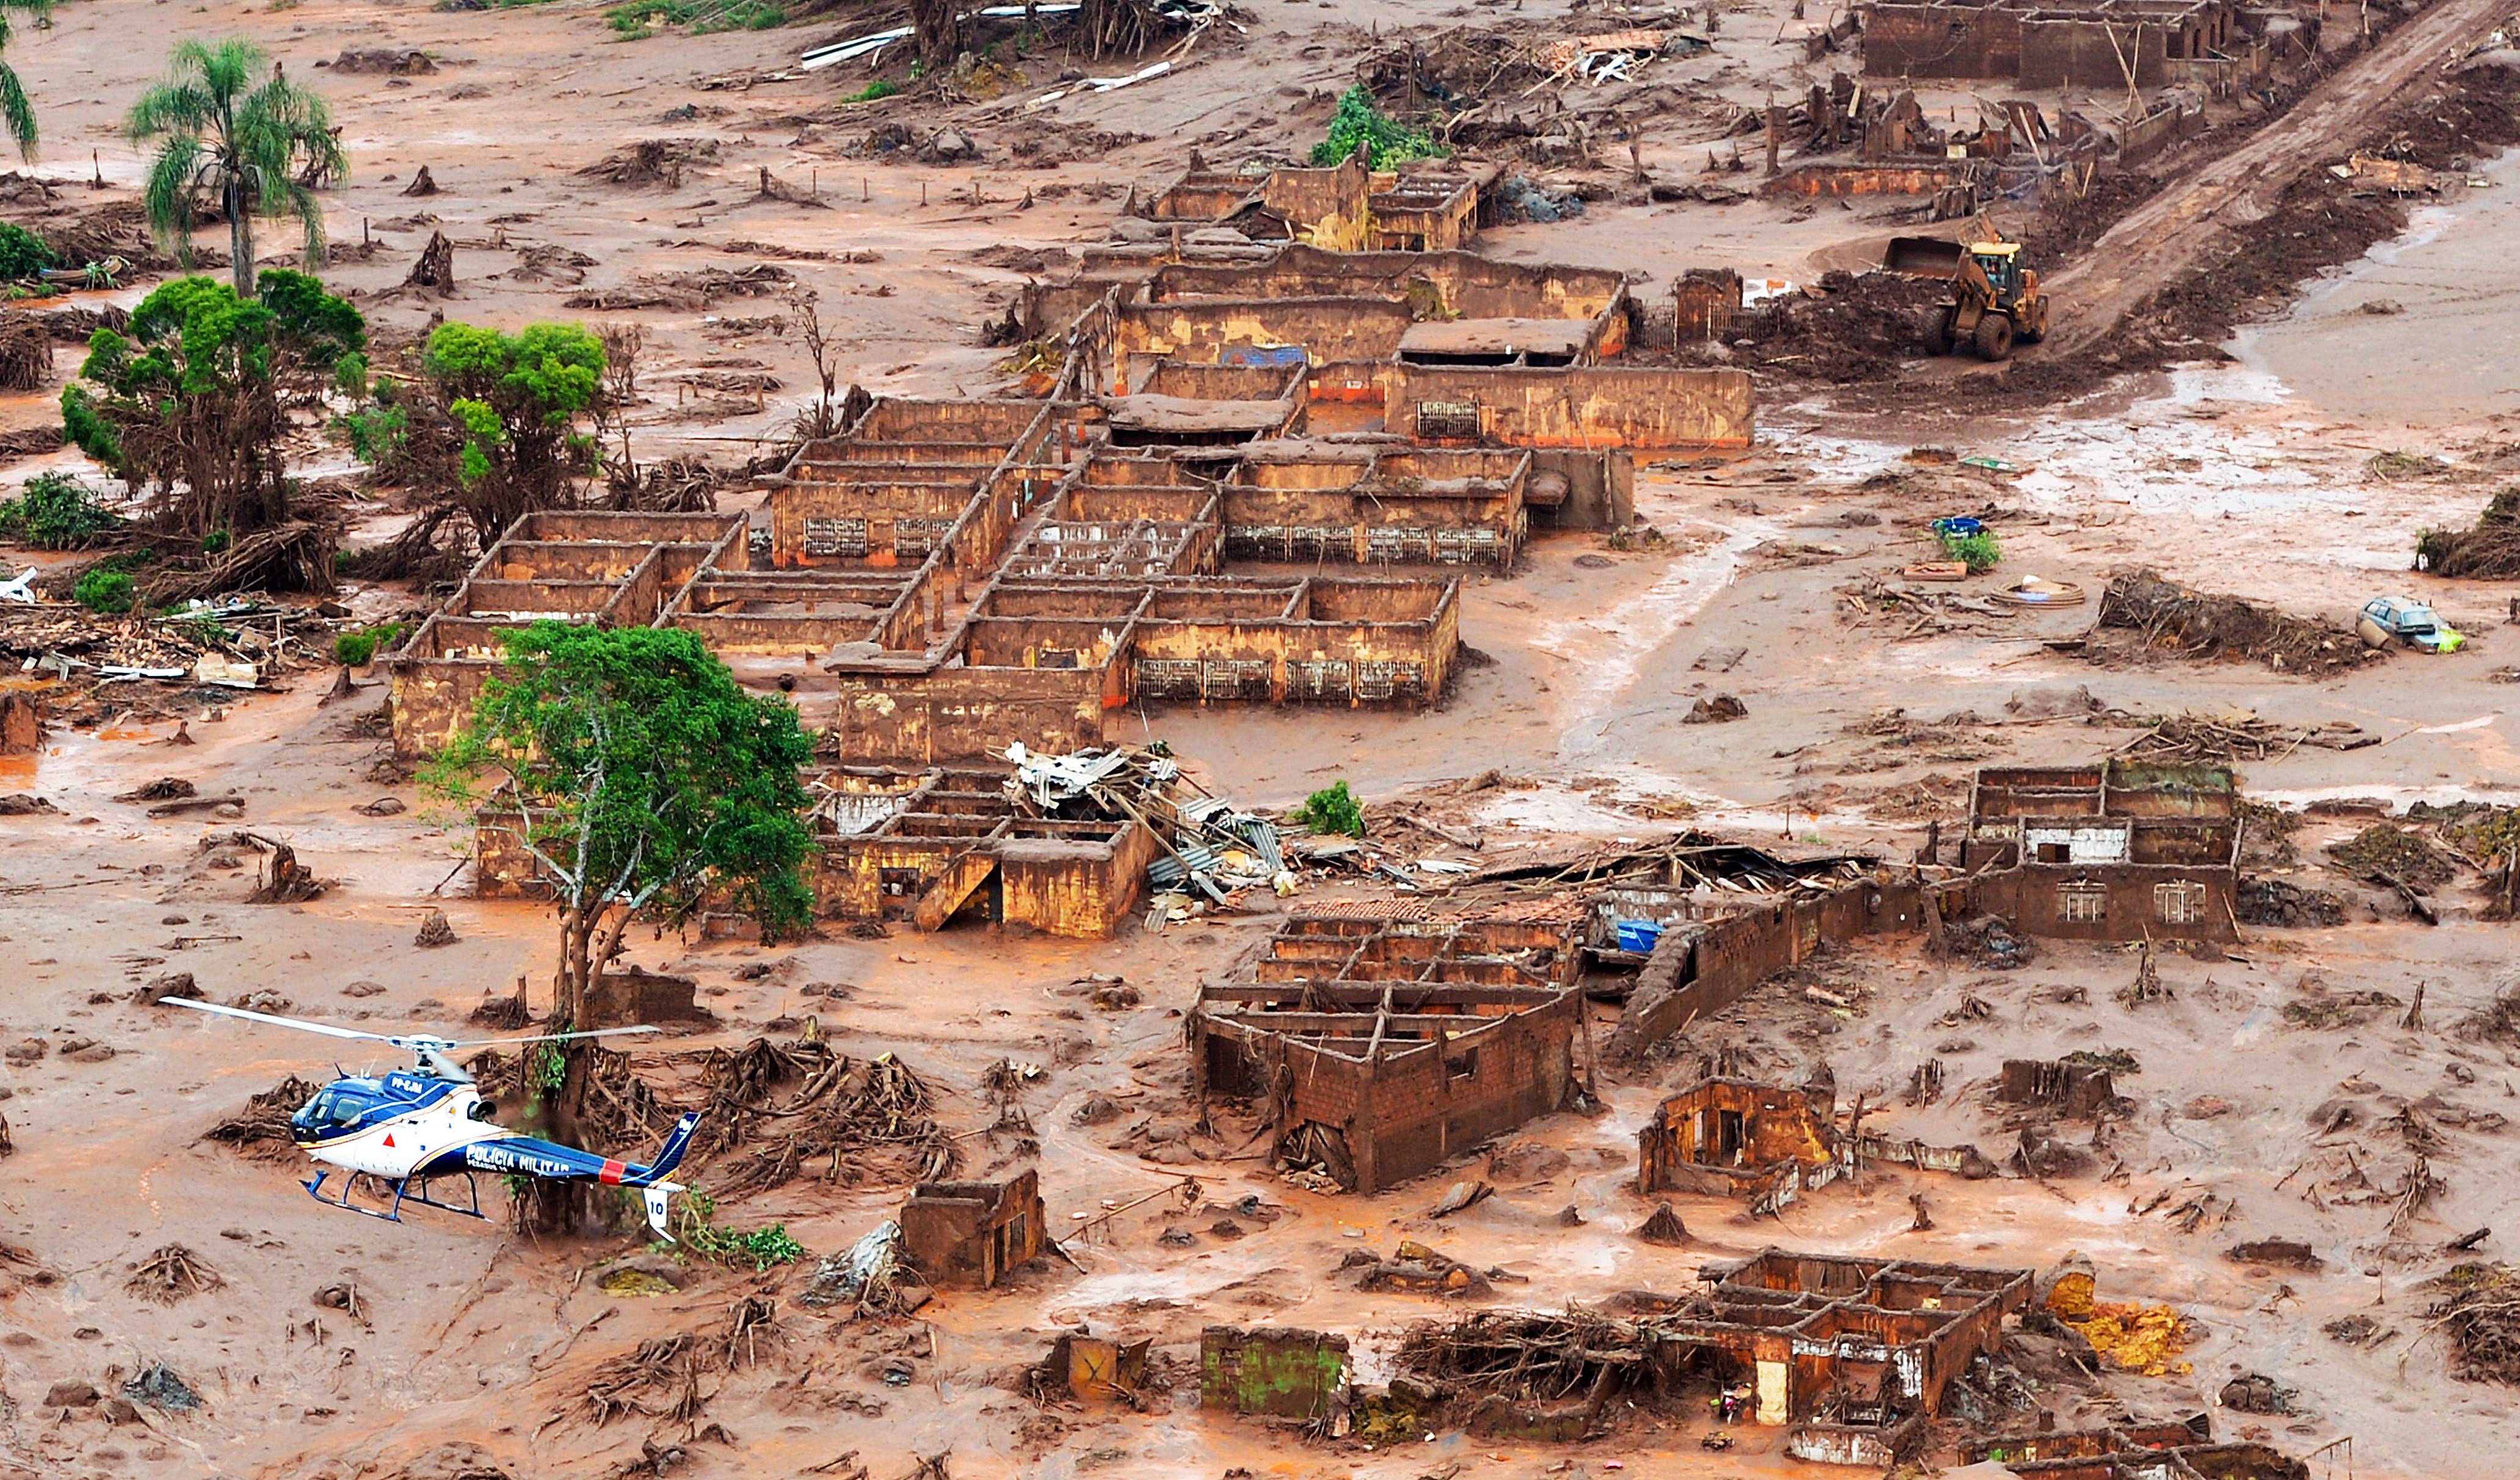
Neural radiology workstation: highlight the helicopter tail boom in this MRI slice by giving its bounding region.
[626,1112,702,1186]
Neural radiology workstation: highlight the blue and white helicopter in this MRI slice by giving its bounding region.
[164,997,703,1240]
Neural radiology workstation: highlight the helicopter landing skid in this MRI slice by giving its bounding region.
[305,1169,489,1225]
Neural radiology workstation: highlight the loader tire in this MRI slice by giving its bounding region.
[1923,305,1956,355]
[1974,312,2016,361]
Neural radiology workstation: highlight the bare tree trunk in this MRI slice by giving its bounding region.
[912,0,962,74]
[527,902,601,1236]
[228,175,256,297]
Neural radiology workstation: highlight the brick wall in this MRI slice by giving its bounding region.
[1611,878,1927,1057]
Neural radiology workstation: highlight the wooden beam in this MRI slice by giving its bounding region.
[1199,1010,1545,1035]
[1197,983,1568,1006]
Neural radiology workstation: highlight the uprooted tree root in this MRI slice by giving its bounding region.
[2417,488,2520,580]
[2097,567,2377,677]
[469,1044,683,1157]
[719,1294,780,1371]
[1395,1309,1653,1404]
[205,1074,323,1160]
[140,521,340,604]
[582,1333,703,1426]
[246,838,323,904]
[127,1244,225,1304]
[692,1034,954,1199]
[576,138,721,190]
[0,312,52,393]
[2429,1263,2520,1384]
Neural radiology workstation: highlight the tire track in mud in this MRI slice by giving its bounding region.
[2039,0,2514,355]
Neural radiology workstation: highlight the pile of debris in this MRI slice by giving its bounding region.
[798,1220,926,1318]
[564,263,791,311]
[575,138,721,190]
[2430,1263,2520,1384]
[2326,823,2464,890]
[1349,1239,1499,1300]
[0,593,340,728]
[2235,875,2349,927]
[691,1034,952,1198]
[2115,711,2378,761]
[202,1074,322,1160]
[1839,573,2014,639]
[2417,489,2520,579]
[1004,744,1288,912]
[1712,272,1950,383]
[1394,1308,1650,1404]
[2097,568,2377,675]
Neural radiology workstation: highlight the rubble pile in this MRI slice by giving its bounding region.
[0,595,341,727]
[2417,488,2520,579]
[2430,1263,2520,1384]
[1713,271,1949,383]
[689,1035,953,1198]
[2116,711,2377,761]
[1006,744,1289,911]
[2235,875,2349,927]
[2097,568,2377,675]
[1395,1309,1650,1403]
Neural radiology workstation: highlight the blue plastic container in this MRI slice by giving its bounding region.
[1615,920,1663,953]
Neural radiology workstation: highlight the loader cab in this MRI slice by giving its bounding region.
[1970,242,2024,301]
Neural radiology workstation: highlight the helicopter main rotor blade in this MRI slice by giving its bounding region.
[450,1026,663,1049]
[156,996,407,1043]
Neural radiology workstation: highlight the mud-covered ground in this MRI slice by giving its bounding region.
[5,0,2520,1478]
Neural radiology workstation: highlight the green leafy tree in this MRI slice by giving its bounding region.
[425,623,814,1233]
[129,38,349,296]
[418,321,606,545]
[1309,85,1439,169]
[0,221,54,281]
[1296,779,1367,838]
[0,472,118,549]
[73,567,133,614]
[62,270,365,540]
[0,0,49,161]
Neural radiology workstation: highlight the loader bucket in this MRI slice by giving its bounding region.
[1884,236,1966,276]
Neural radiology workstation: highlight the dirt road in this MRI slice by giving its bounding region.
[2039,0,2507,354]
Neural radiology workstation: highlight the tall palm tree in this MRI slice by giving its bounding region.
[0,0,51,160]
[129,39,347,296]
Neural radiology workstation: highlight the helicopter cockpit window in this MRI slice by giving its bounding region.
[301,1090,360,1126]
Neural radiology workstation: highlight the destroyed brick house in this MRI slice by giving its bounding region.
[391,239,1761,784]
[1961,760,2243,943]
[1960,1421,2310,1479]
[391,388,1660,767]
[1857,0,2308,92]
[1141,153,1497,254]
[1365,1250,2033,1465]
[797,745,1283,939]
[1649,1251,2033,1464]
[804,766,1166,938]
[1636,1075,2000,1212]
[898,1169,1046,1290]
[1188,906,1589,1195]
[1764,0,2325,214]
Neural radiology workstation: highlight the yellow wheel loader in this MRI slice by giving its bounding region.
[1884,233,2050,361]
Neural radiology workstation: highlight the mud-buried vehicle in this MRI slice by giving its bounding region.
[1887,234,2051,361]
